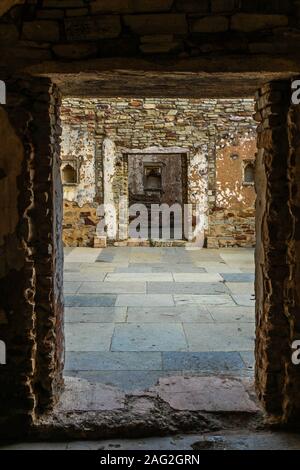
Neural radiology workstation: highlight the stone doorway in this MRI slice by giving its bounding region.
[128,152,188,242]
[1,75,300,440]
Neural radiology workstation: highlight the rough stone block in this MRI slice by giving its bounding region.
[0,24,19,44]
[53,43,98,59]
[65,15,121,41]
[175,0,209,12]
[190,15,229,33]
[94,236,107,248]
[43,0,85,7]
[91,0,173,14]
[211,0,235,12]
[231,14,288,32]
[22,20,60,42]
[124,14,187,35]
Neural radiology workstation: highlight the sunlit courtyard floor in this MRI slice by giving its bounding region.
[64,247,255,392]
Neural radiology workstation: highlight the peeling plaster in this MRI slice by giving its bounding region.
[103,137,117,238]
[61,126,96,207]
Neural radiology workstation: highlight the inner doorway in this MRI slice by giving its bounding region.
[128,152,188,241]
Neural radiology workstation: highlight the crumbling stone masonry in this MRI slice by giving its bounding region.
[255,80,300,423]
[60,97,257,248]
[0,77,64,435]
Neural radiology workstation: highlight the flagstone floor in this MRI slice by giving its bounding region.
[64,247,255,392]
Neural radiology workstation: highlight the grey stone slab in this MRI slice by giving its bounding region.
[225,282,254,295]
[58,376,125,411]
[63,281,82,294]
[64,272,106,282]
[115,266,153,273]
[240,351,255,370]
[78,281,146,294]
[116,294,174,307]
[184,323,255,352]
[173,273,222,282]
[232,294,255,307]
[220,273,255,282]
[65,323,115,352]
[152,265,206,273]
[127,306,213,323]
[111,323,188,351]
[153,375,258,412]
[106,273,174,282]
[208,306,255,323]
[64,262,82,272]
[162,351,245,372]
[174,294,236,306]
[147,282,229,295]
[65,351,162,371]
[65,307,126,323]
[65,295,117,307]
[66,370,174,392]
[5,432,300,451]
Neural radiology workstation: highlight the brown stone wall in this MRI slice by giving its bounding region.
[0,0,299,75]
[60,96,256,247]
[0,77,63,434]
[255,80,300,423]
[207,136,256,247]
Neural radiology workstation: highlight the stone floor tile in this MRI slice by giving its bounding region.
[127,306,213,323]
[173,273,222,282]
[162,351,245,372]
[64,272,106,282]
[220,273,255,282]
[111,323,188,351]
[116,294,174,307]
[65,322,114,351]
[78,281,146,294]
[58,376,125,411]
[208,305,255,323]
[147,282,229,295]
[65,295,117,307]
[174,294,236,306]
[65,351,162,371]
[63,281,82,294]
[240,351,255,370]
[66,370,175,392]
[232,294,255,307]
[65,307,127,323]
[152,376,259,412]
[225,282,254,295]
[184,323,255,351]
[106,273,174,282]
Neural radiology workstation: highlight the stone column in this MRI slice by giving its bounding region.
[0,76,63,435]
[255,80,300,424]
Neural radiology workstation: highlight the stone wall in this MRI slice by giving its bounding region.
[0,0,299,76]
[60,96,256,247]
[0,77,63,435]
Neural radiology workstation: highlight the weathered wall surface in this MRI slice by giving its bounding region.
[0,77,63,435]
[255,80,300,424]
[0,0,300,89]
[128,153,183,205]
[60,96,256,247]
[208,135,256,248]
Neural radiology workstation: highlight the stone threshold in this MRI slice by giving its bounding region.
[113,239,188,247]
[29,375,263,441]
